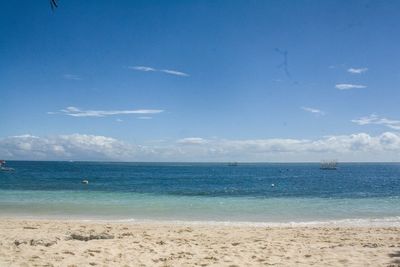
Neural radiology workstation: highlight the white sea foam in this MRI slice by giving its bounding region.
[108,216,400,227]
[2,213,400,227]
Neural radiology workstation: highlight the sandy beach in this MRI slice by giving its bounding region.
[0,219,399,266]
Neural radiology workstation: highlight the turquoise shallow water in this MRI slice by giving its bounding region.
[1,161,400,225]
[1,190,400,223]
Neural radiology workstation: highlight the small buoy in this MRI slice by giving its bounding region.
[81,179,89,184]
[271,183,275,187]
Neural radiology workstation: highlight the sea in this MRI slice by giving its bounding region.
[1,161,400,226]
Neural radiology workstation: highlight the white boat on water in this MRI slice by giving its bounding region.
[320,160,338,170]
[0,160,14,171]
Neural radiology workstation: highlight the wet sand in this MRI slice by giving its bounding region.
[0,219,399,266]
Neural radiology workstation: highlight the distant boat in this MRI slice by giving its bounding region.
[320,160,338,170]
[0,160,14,171]
[227,162,238,166]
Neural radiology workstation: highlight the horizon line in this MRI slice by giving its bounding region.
[3,160,400,164]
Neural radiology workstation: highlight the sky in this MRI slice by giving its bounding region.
[1,0,400,162]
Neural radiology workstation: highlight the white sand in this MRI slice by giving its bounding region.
[0,219,399,266]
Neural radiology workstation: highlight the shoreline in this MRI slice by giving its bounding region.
[1,218,399,266]
[1,215,400,228]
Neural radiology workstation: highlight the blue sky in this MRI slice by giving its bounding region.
[1,0,400,161]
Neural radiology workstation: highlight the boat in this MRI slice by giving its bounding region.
[0,160,14,171]
[227,162,238,166]
[320,160,338,170]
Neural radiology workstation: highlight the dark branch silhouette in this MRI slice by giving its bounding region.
[50,0,58,11]
[275,48,290,77]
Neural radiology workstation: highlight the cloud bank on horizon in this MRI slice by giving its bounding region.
[1,132,400,162]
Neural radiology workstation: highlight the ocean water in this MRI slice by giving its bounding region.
[1,161,400,225]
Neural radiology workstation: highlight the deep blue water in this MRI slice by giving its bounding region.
[1,161,400,223]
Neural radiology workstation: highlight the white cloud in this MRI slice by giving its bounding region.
[128,66,156,72]
[160,69,189,77]
[2,132,400,161]
[50,106,164,117]
[137,116,152,120]
[347,67,368,74]
[335,83,367,90]
[352,114,400,130]
[301,107,325,116]
[170,133,400,161]
[177,137,208,145]
[0,134,140,160]
[129,66,189,77]
[12,134,39,138]
[63,74,82,80]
